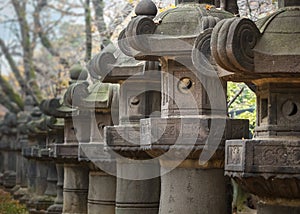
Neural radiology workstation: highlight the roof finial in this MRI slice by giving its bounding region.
[135,0,157,16]
[69,64,88,81]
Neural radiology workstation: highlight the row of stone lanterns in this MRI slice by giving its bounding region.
[0,0,299,213]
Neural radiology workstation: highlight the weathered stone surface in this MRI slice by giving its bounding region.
[227,140,300,174]
[88,171,116,214]
[159,167,228,214]
[115,159,160,214]
[47,164,64,214]
[257,203,300,214]
[141,118,248,148]
[226,139,300,199]
[63,164,89,214]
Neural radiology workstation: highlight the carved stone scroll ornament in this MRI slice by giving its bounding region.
[201,16,220,31]
[211,17,261,73]
[125,15,156,53]
[192,28,215,74]
[88,45,117,79]
[63,82,89,108]
[118,29,136,57]
[40,98,67,118]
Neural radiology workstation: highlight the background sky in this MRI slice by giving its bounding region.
[0,0,175,74]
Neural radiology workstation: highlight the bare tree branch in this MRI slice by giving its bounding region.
[47,4,84,16]
[85,0,92,62]
[0,73,24,110]
[0,89,21,113]
[92,0,106,34]
[33,0,70,68]
[11,0,42,103]
[0,38,26,92]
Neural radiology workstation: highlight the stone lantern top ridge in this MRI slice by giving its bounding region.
[254,7,300,55]
[55,85,81,117]
[39,98,69,118]
[120,1,233,59]
[211,6,300,81]
[88,43,144,83]
[135,0,157,17]
[83,82,120,110]
[153,3,231,37]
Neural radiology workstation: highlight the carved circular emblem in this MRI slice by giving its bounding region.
[282,100,299,120]
[178,77,193,93]
[130,96,140,106]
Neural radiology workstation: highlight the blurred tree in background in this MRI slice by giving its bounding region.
[0,0,174,115]
[228,82,256,135]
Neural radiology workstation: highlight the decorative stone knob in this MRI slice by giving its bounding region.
[69,64,88,81]
[135,0,157,17]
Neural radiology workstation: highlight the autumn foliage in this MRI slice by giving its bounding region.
[0,190,28,214]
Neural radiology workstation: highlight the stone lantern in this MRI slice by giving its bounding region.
[15,95,36,204]
[211,0,300,213]
[0,113,17,189]
[46,117,64,214]
[120,0,249,213]
[23,107,55,213]
[13,111,31,201]
[40,98,66,214]
[77,76,119,214]
[95,42,162,214]
[53,65,91,214]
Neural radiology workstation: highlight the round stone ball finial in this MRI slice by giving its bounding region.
[69,64,88,81]
[135,0,158,16]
